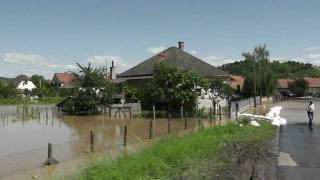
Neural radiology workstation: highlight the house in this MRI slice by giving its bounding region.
[304,77,320,94]
[227,75,245,93]
[277,79,294,90]
[117,42,229,110]
[277,77,320,95]
[16,80,37,92]
[51,72,75,88]
[117,42,229,87]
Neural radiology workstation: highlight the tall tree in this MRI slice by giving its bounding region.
[242,45,276,96]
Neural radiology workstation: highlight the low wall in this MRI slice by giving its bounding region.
[109,103,141,114]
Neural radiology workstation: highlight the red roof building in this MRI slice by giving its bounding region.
[277,79,294,89]
[51,72,75,88]
[227,75,245,92]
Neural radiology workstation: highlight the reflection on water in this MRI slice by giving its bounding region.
[0,104,230,178]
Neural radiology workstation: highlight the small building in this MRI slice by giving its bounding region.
[304,77,320,94]
[228,75,245,93]
[51,72,75,88]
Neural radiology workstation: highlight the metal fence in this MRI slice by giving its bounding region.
[230,96,261,119]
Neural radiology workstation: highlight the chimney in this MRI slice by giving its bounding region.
[109,61,116,80]
[178,41,184,50]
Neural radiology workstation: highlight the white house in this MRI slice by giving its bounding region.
[16,80,37,92]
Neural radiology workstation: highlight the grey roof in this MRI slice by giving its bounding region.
[117,47,229,78]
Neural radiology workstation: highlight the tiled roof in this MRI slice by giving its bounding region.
[277,79,294,89]
[117,47,229,78]
[304,77,320,88]
[54,72,75,84]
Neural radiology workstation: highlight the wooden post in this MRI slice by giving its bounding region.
[209,107,212,127]
[198,118,201,128]
[219,105,222,126]
[152,105,156,134]
[124,125,128,146]
[180,105,183,121]
[184,112,188,130]
[90,129,95,153]
[44,143,58,165]
[168,113,171,134]
[149,119,153,139]
[45,107,48,121]
[129,107,132,119]
[51,107,54,119]
[109,107,111,117]
[31,106,33,118]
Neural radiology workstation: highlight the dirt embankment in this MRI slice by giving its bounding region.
[177,128,279,180]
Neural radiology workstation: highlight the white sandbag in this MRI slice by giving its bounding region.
[251,120,261,126]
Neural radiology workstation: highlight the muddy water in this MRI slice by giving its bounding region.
[0,104,230,178]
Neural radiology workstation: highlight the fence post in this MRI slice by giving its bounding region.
[180,105,183,121]
[219,105,222,126]
[184,112,188,130]
[149,119,153,139]
[168,113,171,134]
[209,107,212,127]
[124,125,128,146]
[129,107,132,119]
[44,143,58,165]
[90,129,95,153]
[45,107,48,120]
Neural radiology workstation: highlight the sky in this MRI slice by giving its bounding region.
[1,0,320,79]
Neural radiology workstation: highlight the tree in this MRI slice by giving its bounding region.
[209,79,233,108]
[70,63,114,114]
[151,63,207,111]
[242,45,276,97]
[289,78,309,97]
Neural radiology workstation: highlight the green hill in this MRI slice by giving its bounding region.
[220,60,320,78]
[0,77,14,85]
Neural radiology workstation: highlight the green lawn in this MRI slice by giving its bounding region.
[77,121,275,180]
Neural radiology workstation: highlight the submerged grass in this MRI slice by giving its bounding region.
[78,121,275,180]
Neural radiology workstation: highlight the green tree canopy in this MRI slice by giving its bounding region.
[288,78,309,97]
[151,63,207,109]
[241,45,276,96]
[70,63,115,114]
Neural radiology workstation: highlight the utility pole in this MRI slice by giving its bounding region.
[253,55,257,107]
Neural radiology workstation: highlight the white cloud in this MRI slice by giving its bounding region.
[202,56,237,66]
[87,55,135,73]
[3,52,46,65]
[65,64,77,71]
[304,47,320,51]
[147,47,166,54]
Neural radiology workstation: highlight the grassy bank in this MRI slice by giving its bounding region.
[77,121,275,179]
[0,97,64,105]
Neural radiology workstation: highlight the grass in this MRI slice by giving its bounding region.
[0,97,64,105]
[77,121,275,180]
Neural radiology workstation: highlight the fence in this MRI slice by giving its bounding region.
[230,96,261,119]
[0,104,232,179]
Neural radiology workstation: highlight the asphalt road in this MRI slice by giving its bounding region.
[276,99,320,180]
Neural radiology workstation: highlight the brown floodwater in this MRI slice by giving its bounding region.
[0,104,231,178]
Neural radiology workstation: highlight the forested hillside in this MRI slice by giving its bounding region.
[220,60,320,78]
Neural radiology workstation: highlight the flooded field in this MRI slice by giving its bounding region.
[0,104,231,178]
